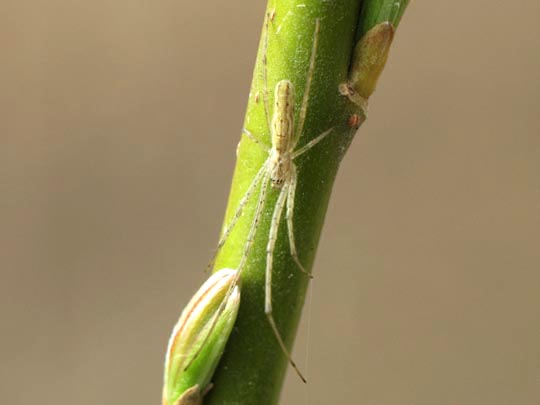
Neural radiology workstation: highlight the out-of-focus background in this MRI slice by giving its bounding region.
[2,1,539,404]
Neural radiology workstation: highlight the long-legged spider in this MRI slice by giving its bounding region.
[208,11,334,382]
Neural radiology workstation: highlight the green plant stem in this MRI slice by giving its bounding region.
[206,1,408,404]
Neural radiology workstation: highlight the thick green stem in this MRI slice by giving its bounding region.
[205,1,409,403]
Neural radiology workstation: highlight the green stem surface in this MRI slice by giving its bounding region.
[206,1,408,403]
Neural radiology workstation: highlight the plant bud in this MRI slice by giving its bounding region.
[349,22,395,100]
[162,269,240,405]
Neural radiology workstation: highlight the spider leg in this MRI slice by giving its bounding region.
[265,183,307,383]
[291,126,334,159]
[286,165,311,277]
[242,128,270,151]
[265,184,287,305]
[262,10,273,136]
[294,19,320,148]
[205,158,270,272]
[237,171,271,271]
[187,171,271,370]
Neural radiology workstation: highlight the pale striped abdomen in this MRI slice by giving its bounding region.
[271,80,295,154]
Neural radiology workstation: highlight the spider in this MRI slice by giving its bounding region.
[208,11,334,382]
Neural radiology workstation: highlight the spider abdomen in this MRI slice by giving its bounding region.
[271,80,295,154]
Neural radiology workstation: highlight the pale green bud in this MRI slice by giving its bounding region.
[340,22,395,113]
[350,22,395,99]
[162,269,240,405]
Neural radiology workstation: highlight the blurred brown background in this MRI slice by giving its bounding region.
[1,1,539,404]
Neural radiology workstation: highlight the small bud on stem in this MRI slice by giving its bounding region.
[349,22,394,100]
[340,21,395,119]
[163,269,240,405]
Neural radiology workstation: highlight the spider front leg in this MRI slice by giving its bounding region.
[236,169,271,272]
[206,158,269,272]
[242,128,270,151]
[190,169,271,369]
[285,165,311,277]
[265,185,288,294]
[264,182,307,383]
